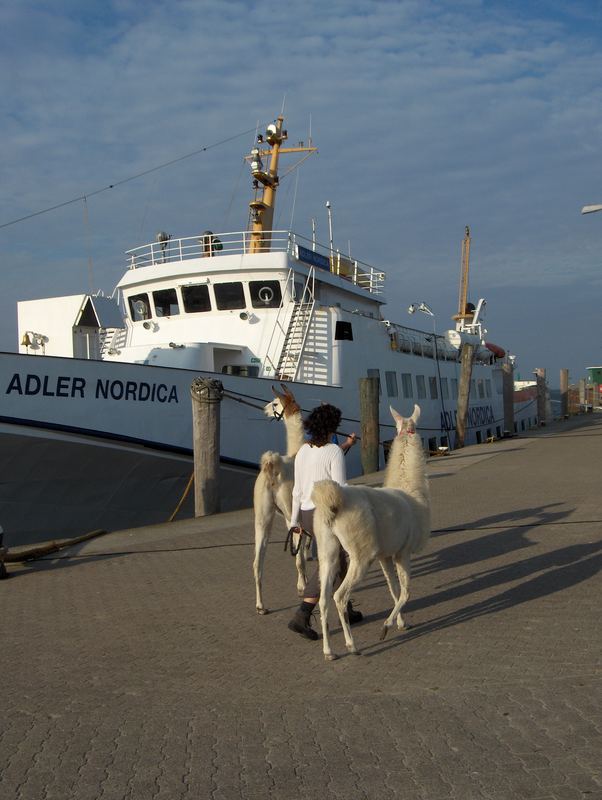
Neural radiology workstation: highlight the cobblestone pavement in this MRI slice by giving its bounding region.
[1,416,601,799]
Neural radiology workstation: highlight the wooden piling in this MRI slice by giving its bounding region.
[535,368,546,425]
[359,377,379,474]
[191,377,224,516]
[579,378,587,411]
[560,369,569,418]
[455,343,475,448]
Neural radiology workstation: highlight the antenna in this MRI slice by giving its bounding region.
[326,200,334,254]
[308,113,313,147]
[289,169,299,231]
[280,94,286,116]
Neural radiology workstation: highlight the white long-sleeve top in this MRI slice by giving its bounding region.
[290,442,347,527]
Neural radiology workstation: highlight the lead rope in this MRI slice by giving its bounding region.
[284,526,314,557]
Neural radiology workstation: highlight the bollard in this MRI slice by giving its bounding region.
[455,343,475,448]
[359,377,379,474]
[191,377,224,516]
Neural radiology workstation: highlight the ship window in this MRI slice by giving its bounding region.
[470,379,476,397]
[215,282,245,310]
[385,371,398,398]
[416,375,427,399]
[477,379,485,399]
[182,284,212,313]
[367,368,381,395]
[451,378,458,399]
[485,379,492,397]
[441,377,449,400]
[401,373,413,399]
[250,280,282,309]
[429,376,438,399]
[335,321,353,341]
[153,288,180,317]
[128,293,151,321]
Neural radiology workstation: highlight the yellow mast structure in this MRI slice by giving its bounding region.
[452,225,472,325]
[246,116,317,254]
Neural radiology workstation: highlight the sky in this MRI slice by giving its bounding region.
[1,0,602,388]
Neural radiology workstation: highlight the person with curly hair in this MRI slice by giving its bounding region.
[287,404,362,640]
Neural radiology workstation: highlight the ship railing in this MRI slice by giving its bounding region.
[125,230,386,295]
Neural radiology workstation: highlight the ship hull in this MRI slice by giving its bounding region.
[0,351,522,544]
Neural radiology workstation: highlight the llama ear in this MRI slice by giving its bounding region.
[411,404,421,424]
[389,406,404,432]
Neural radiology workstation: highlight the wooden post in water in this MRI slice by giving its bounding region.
[560,369,569,418]
[455,344,475,448]
[191,377,224,516]
[502,362,514,435]
[535,368,546,425]
[359,377,379,474]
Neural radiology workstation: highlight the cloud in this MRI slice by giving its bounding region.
[1,0,601,382]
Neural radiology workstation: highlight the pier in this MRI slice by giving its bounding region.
[1,415,601,799]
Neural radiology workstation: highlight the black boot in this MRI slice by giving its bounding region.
[347,601,363,625]
[288,602,318,641]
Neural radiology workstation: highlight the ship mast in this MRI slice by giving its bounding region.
[246,116,317,253]
[452,225,472,328]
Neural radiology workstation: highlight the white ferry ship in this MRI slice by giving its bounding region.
[0,116,536,542]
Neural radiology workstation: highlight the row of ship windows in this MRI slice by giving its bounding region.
[127,280,283,321]
[427,416,537,452]
[367,368,493,401]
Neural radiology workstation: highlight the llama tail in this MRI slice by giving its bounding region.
[259,451,284,488]
[311,479,344,526]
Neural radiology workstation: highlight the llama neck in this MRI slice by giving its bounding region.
[383,434,429,499]
[284,412,305,457]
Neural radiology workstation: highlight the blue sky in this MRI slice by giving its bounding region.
[1,0,602,387]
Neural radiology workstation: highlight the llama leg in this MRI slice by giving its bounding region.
[317,539,342,661]
[378,556,399,608]
[294,543,307,596]
[395,550,411,629]
[333,557,371,655]
[381,551,411,639]
[253,495,275,614]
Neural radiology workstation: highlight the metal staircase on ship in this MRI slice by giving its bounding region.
[265,266,316,381]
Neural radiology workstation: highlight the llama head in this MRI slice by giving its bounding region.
[390,404,421,436]
[263,383,301,420]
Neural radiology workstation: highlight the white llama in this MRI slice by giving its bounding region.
[253,384,307,614]
[311,404,431,660]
